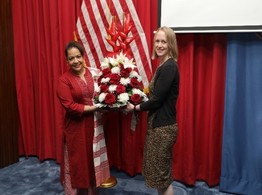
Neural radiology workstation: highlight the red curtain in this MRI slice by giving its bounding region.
[174,34,227,186]
[12,0,226,186]
[12,0,83,162]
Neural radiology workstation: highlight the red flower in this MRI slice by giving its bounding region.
[116,84,126,95]
[109,73,121,84]
[102,68,111,77]
[120,65,132,78]
[100,84,109,92]
[130,77,141,88]
[97,77,102,85]
[130,94,142,104]
[104,93,116,105]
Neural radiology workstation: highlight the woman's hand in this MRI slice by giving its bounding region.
[84,105,98,112]
[125,102,135,113]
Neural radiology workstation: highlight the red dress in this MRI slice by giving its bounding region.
[56,68,95,189]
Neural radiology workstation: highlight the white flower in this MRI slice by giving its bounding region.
[132,88,142,95]
[143,95,149,101]
[111,66,120,74]
[123,57,136,69]
[116,52,126,64]
[132,88,148,101]
[88,67,100,78]
[109,85,117,92]
[101,77,110,83]
[120,77,130,86]
[98,93,107,102]
[109,57,119,67]
[118,93,129,103]
[101,58,110,69]
[137,75,142,82]
[94,83,101,93]
[130,70,139,78]
[98,71,103,77]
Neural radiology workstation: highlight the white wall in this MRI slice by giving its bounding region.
[160,0,262,32]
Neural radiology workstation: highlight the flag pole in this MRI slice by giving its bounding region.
[99,175,117,188]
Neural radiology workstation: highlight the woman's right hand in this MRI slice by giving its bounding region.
[84,105,98,112]
[125,102,135,113]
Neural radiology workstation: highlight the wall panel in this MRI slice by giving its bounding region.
[0,0,19,168]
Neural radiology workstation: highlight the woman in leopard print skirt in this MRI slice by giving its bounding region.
[126,26,180,195]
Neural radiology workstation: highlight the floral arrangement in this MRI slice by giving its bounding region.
[93,14,148,108]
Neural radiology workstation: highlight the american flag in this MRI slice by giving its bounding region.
[74,0,152,87]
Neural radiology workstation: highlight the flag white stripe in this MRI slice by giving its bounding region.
[112,0,124,21]
[93,139,106,152]
[94,125,103,137]
[94,152,108,167]
[100,0,111,24]
[82,1,104,65]
[90,0,112,51]
[126,0,152,71]
[76,19,96,68]
[125,0,152,86]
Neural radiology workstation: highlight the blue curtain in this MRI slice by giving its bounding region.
[220,33,262,195]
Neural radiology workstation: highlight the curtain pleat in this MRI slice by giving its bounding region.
[174,34,227,186]
[220,33,262,195]
[12,0,83,161]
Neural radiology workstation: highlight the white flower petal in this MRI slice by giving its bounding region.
[132,88,141,95]
[101,77,110,83]
[98,93,106,102]
[123,58,136,69]
[111,66,120,74]
[109,57,119,67]
[116,52,126,63]
[94,83,101,93]
[109,85,117,92]
[101,58,110,69]
[130,71,139,78]
[120,78,130,86]
[117,93,129,103]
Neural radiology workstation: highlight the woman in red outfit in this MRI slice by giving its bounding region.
[57,41,98,195]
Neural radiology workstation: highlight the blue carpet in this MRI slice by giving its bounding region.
[0,157,234,195]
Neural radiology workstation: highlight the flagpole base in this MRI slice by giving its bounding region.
[99,176,117,188]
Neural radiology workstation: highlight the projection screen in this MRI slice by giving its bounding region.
[160,0,262,33]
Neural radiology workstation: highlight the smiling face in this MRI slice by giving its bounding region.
[67,47,85,75]
[154,30,170,62]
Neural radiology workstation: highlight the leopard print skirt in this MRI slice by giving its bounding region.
[142,114,178,189]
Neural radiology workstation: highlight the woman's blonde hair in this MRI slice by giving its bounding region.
[151,26,178,61]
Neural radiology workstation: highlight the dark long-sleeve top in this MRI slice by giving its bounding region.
[140,58,179,128]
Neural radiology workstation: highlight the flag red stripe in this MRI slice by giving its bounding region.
[84,1,108,58]
[78,18,101,68]
[77,1,104,68]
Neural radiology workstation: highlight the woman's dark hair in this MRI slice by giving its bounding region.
[64,41,85,58]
